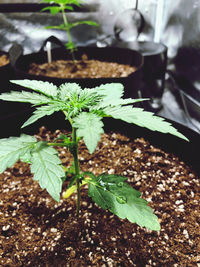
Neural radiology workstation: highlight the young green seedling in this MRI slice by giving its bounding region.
[41,0,98,61]
[0,80,188,231]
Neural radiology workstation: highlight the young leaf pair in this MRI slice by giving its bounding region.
[0,80,188,231]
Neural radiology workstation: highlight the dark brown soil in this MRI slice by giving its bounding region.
[0,54,9,67]
[0,126,199,266]
[28,58,136,79]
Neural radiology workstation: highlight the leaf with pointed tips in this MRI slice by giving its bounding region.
[59,83,82,102]
[41,6,62,15]
[92,97,149,110]
[104,106,189,141]
[94,83,124,107]
[10,80,58,98]
[71,21,99,28]
[0,135,37,173]
[31,142,64,202]
[0,91,51,105]
[88,174,160,231]
[73,112,104,153]
[22,103,65,128]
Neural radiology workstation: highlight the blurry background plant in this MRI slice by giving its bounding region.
[40,0,98,61]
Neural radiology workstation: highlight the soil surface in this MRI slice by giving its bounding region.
[0,127,199,266]
[28,57,136,79]
[0,54,9,67]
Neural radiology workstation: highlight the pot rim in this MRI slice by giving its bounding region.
[14,46,144,82]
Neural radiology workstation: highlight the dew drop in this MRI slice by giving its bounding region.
[116,196,127,204]
[117,182,124,187]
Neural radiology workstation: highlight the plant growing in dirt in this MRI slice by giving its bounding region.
[0,80,188,231]
[40,0,98,61]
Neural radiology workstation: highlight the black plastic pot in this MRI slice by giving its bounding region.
[166,70,200,132]
[171,46,200,123]
[0,109,199,176]
[12,36,143,99]
[133,41,168,111]
[114,41,168,111]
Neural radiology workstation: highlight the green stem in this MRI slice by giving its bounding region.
[72,127,81,216]
[61,5,76,62]
[62,112,81,215]
[63,111,73,126]
[47,142,67,147]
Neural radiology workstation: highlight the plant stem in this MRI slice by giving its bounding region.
[61,5,76,62]
[71,127,81,216]
[47,142,67,147]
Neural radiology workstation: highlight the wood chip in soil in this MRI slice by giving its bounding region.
[0,54,9,67]
[0,126,199,266]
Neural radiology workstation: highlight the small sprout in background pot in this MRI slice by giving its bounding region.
[40,0,98,62]
[0,80,189,231]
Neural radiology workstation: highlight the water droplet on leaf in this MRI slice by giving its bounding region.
[117,182,123,187]
[116,196,127,204]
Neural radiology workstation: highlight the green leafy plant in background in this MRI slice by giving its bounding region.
[0,80,188,231]
[40,0,98,61]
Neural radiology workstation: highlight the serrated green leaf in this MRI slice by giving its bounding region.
[65,0,81,7]
[0,91,51,105]
[88,174,160,231]
[20,150,32,164]
[113,98,149,106]
[96,83,124,100]
[71,21,99,28]
[59,83,82,102]
[78,89,100,108]
[44,25,61,30]
[79,21,98,26]
[92,98,149,110]
[73,112,104,153]
[22,103,64,128]
[10,80,58,98]
[31,143,64,202]
[63,5,74,11]
[41,6,62,15]
[58,84,100,117]
[46,24,69,31]
[91,83,125,109]
[104,106,189,141]
[42,0,80,5]
[0,135,37,173]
